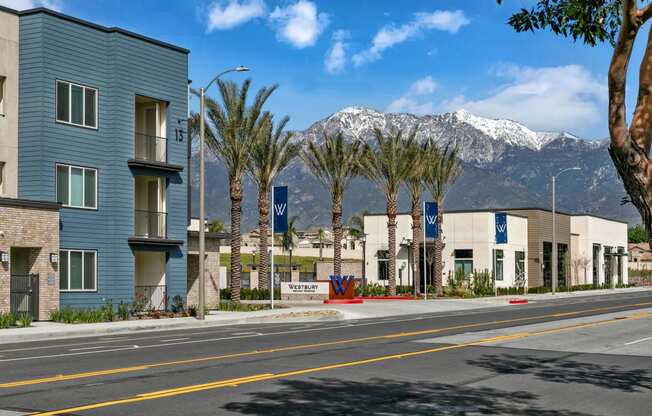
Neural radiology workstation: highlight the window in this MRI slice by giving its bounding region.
[557,243,568,288]
[56,80,97,128]
[494,249,504,281]
[56,164,97,209]
[454,249,473,278]
[515,251,526,280]
[59,249,96,291]
[0,76,5,116]
[377,250,389,280]
[543,242,552,287]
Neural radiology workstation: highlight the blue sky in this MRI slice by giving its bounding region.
[3,0,649,138]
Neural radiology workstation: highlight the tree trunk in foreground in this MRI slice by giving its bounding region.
[434,205,444,297]
[257,191,270,290]
[230,178,243,303]
[332,197,343,277]
[411,202,421,294]
[387,196,398,296]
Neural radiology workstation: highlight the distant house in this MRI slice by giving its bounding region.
[629,243,652,270]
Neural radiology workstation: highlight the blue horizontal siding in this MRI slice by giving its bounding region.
[18,13,188,309]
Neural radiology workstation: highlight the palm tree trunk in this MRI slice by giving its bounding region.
[289,249,293,279]
[434,203,444,297]
[257,190,270,290]
[387,196,398,296]
[230,178,243,303]
[411,201,421,294]
[332,197,343,276]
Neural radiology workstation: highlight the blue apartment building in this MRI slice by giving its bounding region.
[1,6,189,312]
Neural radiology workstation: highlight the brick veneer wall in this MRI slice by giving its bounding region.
[187,235,221,308]
[0,204,59,320]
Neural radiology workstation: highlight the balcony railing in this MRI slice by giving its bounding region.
[135,133,167,163]
[134,210,167,238]
[134,285,167,311]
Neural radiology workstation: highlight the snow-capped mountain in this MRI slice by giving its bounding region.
[295,107,596,165]
[192,108,638,229]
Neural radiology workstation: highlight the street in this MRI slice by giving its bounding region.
[1,291,651,415]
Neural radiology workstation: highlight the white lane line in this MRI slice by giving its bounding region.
[69,345,135,352]
[158,338,190,343]
[624,336,652,346]
[230,332,263,336]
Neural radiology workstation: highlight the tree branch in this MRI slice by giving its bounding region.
[640,2,652,23]
[608,0,639,149]
[630,25,652,154]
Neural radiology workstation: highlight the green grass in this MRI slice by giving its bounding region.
[219,253,332,272]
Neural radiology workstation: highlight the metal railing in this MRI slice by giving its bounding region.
[134,285,167,311]
[134,133,167,163]
[10,274,39,318]
[134,210,167,238]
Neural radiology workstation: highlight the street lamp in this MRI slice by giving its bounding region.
[197,66,249,320]
[551,166,580,295]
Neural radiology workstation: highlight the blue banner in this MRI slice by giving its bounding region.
[273,186,288,233]
[495,212,508,244]
[424,202,438,238]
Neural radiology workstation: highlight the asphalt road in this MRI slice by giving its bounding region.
[1,291,651,415]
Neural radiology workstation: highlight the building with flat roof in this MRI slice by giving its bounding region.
[363,207,628,291]
[0,5,189,317]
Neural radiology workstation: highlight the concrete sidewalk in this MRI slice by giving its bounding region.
[1,286,650,345]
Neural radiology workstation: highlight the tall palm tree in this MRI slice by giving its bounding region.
[302,132,363,276]
[281,216,299,278]
[423,142,463,296]
[316,227,326,261]
[247,116,299,290]
[403,140,426,295]
[361,128,416,296]
[347,210,367,240]
[199,79,276,302]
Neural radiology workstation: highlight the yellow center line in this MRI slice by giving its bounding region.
[30,310,652,416]
[2,300,650,389]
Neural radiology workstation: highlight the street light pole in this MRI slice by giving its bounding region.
[197,66,249,320]
[551,166,580,295]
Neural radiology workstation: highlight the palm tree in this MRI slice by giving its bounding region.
[199,79,276,302]
[347,210,367,240]
[316,227,326,261]
[208,218,226,233]
[423,142,463,296]
[361,128,416,296]
[302,132,363,276]
[281,216,299,278]
[248,116,299,290]
[403,140,426,295]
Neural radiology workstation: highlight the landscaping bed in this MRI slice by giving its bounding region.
[0,312,33,329]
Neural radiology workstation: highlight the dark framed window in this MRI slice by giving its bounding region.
[56,164,97,209]
[494,249,504,281]
[543,242,552,287]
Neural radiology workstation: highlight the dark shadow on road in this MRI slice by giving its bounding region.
[223,377,593,415]
[467,353,652,393]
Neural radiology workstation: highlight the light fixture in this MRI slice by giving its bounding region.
[0,251,8,263]
[50,253,59,264]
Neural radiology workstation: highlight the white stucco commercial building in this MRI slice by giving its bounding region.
[363,208,629,290]
[570,215,628,287]
[363,210,529,288]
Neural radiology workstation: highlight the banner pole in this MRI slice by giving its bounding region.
[271,187,275,310]
[423,201,427,301]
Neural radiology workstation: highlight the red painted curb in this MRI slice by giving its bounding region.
[355,296,416,300]
[323,299,364,304]
[509,299,529,304]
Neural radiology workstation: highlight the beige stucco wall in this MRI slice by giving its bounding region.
[571,216,628,286]
[363,211,529,288]
[0,10,19,197]
[187,236,221,308]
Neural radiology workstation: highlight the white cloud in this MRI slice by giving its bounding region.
[440,64,607,133]
[0,0,62,11]
[353,10,469,66]
[206,0,266,31]
[387,76,439,115]
[324,30,349,74]
[269,0,329,49]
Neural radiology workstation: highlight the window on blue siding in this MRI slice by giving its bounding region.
[56,80,98,129]
[59,249,96,291]
[56,164,97,209]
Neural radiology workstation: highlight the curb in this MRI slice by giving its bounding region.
[356,296,416,301]
[0,311,346,345]
[324,299,364,304]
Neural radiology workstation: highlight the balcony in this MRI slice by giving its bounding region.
[134,210,167,238]
[135,133,167,163]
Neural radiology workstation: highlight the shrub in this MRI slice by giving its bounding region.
[471,269,495,296]
[0,312,17,328]
[17,312,32,328]
[218,301,270,312]
[171,295,185,313]
[220,287,281,301]
[118,302,130,321]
